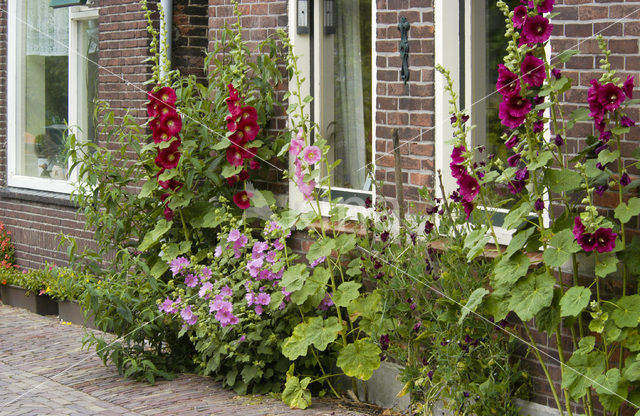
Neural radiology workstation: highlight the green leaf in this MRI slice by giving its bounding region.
[281,264,309,292]
[623,360,640,382]
[505,227,536,258]
[191,210,223,228]
[623,332,640,352]
[508,270,555,321]
[543,229,581,268]
[250,190,275,208]
[594,369,628,411]
[563,350,606,399]
[493,252,530,287]
[221,164,241,178]
[335,233,357,253]
[336,339,381,381]
[459,288,489,324]
[333,281,362,308]
[611,126,631,135]
[595,254,618,278]
[612,295,640,328]
[138,220,172,251]
[296,211,317,230]
[150,260,169,278]
[556,49,580,63]
[281,317,342,360]
[348,290,389,335]
[290,267,330,306]
[138,180,157,199]
[560,286,591,317]
[503,202,533,230]
[597,149,620,166]
[161,241,191,262]
[463,227,490,261]
[535,289,562,335]
[528,150,554,170]
[567,107,590,129]
[543,168,583,193]
[614,197,640,224]
[620,236,640,276]
[306,238,336,262]
[282,376,312,409]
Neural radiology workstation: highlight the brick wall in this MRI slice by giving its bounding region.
[375,0,435,213]
[173,0,208,83]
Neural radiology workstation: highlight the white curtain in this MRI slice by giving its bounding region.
[334,0,367,190]
[26,0,69,56]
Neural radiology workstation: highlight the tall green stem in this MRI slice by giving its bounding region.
[524,324,565,416]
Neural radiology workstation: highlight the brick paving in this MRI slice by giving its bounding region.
[0,304,367,416]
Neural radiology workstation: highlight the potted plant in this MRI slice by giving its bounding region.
[48,266,96,328]
[0,268,59,316]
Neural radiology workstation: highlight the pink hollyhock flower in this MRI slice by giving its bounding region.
[238,119,260,142]
[265,250,277,263]
[298,179,316,201]
[215,308,238,327]
[249,160,260,170]
[247,257,264,278]
[290,129,305,156]
[597,83,625,112]
[252,241,269,256]
[159,297,178,314]
[234,234,248,250]
[512,5,528,29]
[199,281,213,298]
[155,139,181,170]
[226,145,245,167]
[220,286,233,297]
[228,229,241,242]
[170,257,190,276]
[594,228,617,253]
[160,112,182,136]
[184,273,198,288]
[233,190,253,210]
[200,267,212,281]
[537,0,555,13]
[496,64,521,97]
[152,126,172,144]
[254,305,264,315]
[310,256,326,268]
[256,292,271,305]
[505,135,519,149]
[522,15,553,44]
[623,75,635,99]
[457,173,480,202]
[245,291,255,307]
[521,54,546,87]
[180,305,198,325]
[302,146,322,164]
[294,158,305,182]
[451,145,466,164]
[273,239,285,251]
[214,246,222,257]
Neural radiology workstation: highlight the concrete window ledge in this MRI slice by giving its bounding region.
[0,187,77,208]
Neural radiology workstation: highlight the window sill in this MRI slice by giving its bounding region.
[428,238,544,264]
[0,187,77,209]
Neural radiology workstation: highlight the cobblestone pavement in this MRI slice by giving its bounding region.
[0,304,367,416]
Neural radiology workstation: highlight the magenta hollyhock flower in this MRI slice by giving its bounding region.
[507,153,521,167]
[623,75,635,99]
[184,273,198,288]
[522,15,553,44]
[595,185,608,196]
[238,119,260,142]
[554,134,564,146]
[537,0,555,13]
[620,173,631,186]
[588,79,605,122]
[578,232,597,252]
[302,146,322,164]
[161,112,182,137]
[233,191,252,210]
[451,145,466,164]
[521,54,546,87]
[597,83,625,112]
[534,199,545,211]
[572,216,585,240]
[155,139,181,170]
[180,305,198,325]
[163,205,174,222]
[499,98,528,129]
[170,256,190,276]
[594,228,617,253]
[496,64,521,97]
[457,173,480,202]
[512,5,528,28]
[505,135,519,149]
[621,116,636,127]
[310,256,326,268]
[551,68,562,79]
[502,95,532,118]
[249,160,260,170]
[463,200,474,218]
[508,168,529,194]
[199,281,214,298]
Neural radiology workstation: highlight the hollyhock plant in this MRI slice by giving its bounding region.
[155,139,181,170]
[522,15,553,45]
[623,75,635,99]
[512,5,528,29]
[152,127,172,144]
[451,146,466,164]
[161,113,183,137]
[496,64,521,97]
[537,0,554,13]
[457,173,480,202]
[597,82,625,112]
[520,54,546,87]
[302,146,322,165]
[233,190,252,210]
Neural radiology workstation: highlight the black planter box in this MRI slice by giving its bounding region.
[58,300,96,329]
[0,284,59,315]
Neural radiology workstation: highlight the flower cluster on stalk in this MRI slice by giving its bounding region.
[289,128,321,201]
[147,87,183,221]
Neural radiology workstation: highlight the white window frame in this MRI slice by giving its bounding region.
[287,0,376,219]
[7,1,99,194]
[435,0,550,244]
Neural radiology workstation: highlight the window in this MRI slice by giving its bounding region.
[7,0,99,193]
[435,0,547,240]
[289,0,374,211]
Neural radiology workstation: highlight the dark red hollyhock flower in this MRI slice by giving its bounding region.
[233,190,252,210]
[623,75,635,100]
[597,83,625,112]
[229,130,248,147]
[228,83,239,101]
[380,335,390,351]
[226,115,238,132]
[238,119,260,141]
[450,114,457,124]
[160,112,182,137]
[537,0,555,13]
[163,205,174,221]
[522,15,553,44]
[507,167,529,194]
[249,160,260,170]
[578,232,597,252]
[534,198,545,211]
[505,135,519,149]
[620,172,631,186]
[226,145,246,167]
[461,114,470,123]
[554,134,564,146]
[551,68,562,79]
[512,5,528,29]
[157,170,183,190]
[424,220,434,235]
[227,169,249,186]
[593,228,617,253]
[496,64,521,97]
[521,54,546,87]
[621,116,636,127]
[507,153,521,167]
[595,185,608,196]
[450,162,466,179]
[238,106,258,124]
[149,117,162,132]
[152,127,172,144]
[154,139,181,170]
[600,131,612,143]
[147,87,176,118]
[381,231,390,242]
[451,145,466,164]
[533,120,544,133]
[154,87,177,106]
[458,173,480,202]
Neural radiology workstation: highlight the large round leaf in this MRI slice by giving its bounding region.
[337,338,381,381]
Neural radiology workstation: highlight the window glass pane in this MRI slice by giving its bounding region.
[320,0,372,192]
[80,18,99,144]
[21,1,69,179]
